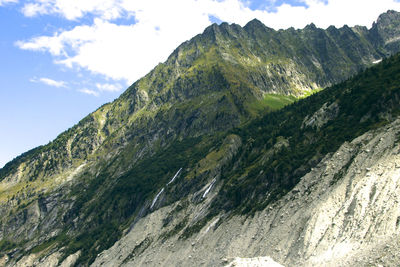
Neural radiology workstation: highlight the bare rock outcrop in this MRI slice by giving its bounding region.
[92,118,400,267]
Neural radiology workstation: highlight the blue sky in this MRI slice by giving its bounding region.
[1,0,400,168]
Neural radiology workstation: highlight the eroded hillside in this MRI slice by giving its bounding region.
[1,10,400,266]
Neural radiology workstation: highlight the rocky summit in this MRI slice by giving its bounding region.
[1,10,400,267]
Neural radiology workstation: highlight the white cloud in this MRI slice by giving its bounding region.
[96,83,122,92]
[79,88,99,96]
[252,0,400,29]
[22,3,49,17]
[0,0,17,6]
[30,77,67,88]
[16,0,400,86]
[16,35,66,56]
[17,0,213,84]
[21,0,126,20]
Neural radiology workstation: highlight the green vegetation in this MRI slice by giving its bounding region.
[246,93,297,116]
[0,239,18,256]
[2,13,400,266]
[58,53,400,264]
[330,153,357,186]
[180,214,216,239]
[160,216,189,241]
[60,135,218,264]
[214,53,400,214]
[121,237,153,265]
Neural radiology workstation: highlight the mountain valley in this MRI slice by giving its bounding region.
[1,10,400,267]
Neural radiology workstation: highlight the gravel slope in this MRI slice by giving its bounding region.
[92,118,400,267]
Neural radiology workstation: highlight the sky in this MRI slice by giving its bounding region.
[1,0,400,168]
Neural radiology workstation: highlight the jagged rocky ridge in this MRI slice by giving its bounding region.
[1,10,400,266]
[94,49,400,267]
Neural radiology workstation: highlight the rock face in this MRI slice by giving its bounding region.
[225,257,284,267]
[13,250,81,267]
[92,117,400,267]
[371,10,400,53]
[302,102,339,129]
[2,10,400,267]
[93,53,400,266]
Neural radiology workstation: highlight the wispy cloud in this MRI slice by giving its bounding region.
[79,88,99,97]
[20,0,126,20]
[96,83,122,92]
[22,3,49,17]
[30,77,67,88]
[16,0,400,86]
[0,0,17,6]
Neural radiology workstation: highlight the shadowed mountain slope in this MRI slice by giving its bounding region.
[1,10,400,266]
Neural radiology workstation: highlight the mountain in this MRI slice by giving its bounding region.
[1,10,400,266]
[96,44,400,267]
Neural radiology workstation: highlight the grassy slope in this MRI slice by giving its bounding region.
[0,15,390,185]
[1,14,400,265]
[47,53,400,265]
[215,53,400,214]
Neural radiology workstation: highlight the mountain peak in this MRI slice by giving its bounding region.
[378,9,399,18]
[374,10,400,26]
[202,22,226,37]
[304,22,317,30]
[244,18,275,35]
[245,18,264,28]
[371,10,400,50]
[204,22,219,32]
[4,10,400,267]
